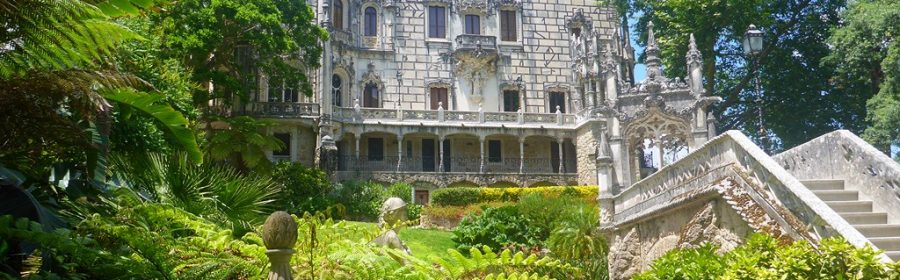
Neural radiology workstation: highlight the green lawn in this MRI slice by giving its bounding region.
[398,227,456,261]
[343,221,457,262]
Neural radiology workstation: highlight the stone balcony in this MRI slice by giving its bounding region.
[332,106,576,128]
[243,102,320,118]
[455,34,497,51]
[335,156,578,188]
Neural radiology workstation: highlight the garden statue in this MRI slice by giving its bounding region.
[262,211,298,280]
[372,197,411,254]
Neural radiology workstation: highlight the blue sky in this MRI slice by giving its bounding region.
[628,13,647,82]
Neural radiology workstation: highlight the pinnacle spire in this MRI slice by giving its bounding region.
[644,21,662,79]
[689,33,697,51]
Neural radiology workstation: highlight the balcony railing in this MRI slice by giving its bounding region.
[333,106,576,126]
[455,34,497,51]
[244,102,319,118]
[336,156,576,174]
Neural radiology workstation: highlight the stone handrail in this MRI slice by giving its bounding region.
[774,130,900,224]
[610,130,878,258]
[244,102,319,118]
[455,34,497,50]
[331,106,576,126]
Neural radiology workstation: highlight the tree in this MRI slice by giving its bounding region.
[825,0,900,154]
[0,0,202,184]
[153,0,327,106]
[622,0,862,150]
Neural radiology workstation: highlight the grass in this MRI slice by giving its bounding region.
[343,221,457,262]
[398,227,456,261]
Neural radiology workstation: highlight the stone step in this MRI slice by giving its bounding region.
[886,251,900,262]
[839,212,888,225]
[825,201,873,213]
[800,179,845,191]
[869,237,900,251]
[854,224,900,238]
[812,190,858,201]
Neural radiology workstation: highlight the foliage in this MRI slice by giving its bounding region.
[331,181,386,221]
[623,0,865,150]
[453,206,541,253]
[517,193,595,241]
[634,234,900,280]
[0,193,268,279]
[110,152,279,236]
[825,0,900,153]
[422,202,516,222]
[103,89,202,162]
[431,186,598,207]
[152,0,327,104]
[271,162,333,214]
[205,116,284,172]
[546,205,607,279]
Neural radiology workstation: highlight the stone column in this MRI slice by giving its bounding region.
[707,112,717,140]
[655,138,664,168]
[479,136,485,174]
[557,138,565,173]
[439,136,445,172]
[355,135,361,171]
[597,132,615,227]
[262,211,298,280]
[397,134,404,172]
[518,137,525,174]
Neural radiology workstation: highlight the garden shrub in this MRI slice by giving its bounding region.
[431,186,598,206]
[271,162,333,214]
[331,180,385,221]
[452,205,541,252]
[517,192,595,240]
[634,233,900,280]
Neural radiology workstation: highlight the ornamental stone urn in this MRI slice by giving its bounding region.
[262,211,298,280]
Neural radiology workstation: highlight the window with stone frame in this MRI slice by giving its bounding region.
[333,0,344,30]
[464,15,480,35]
[430,87,448,110]
[332,74,342,106]
[549,91,566,113]
[367,138,384,161]
[502,90,519,112]
[363,83,380,108]
[500,10,517,41]
[268,75,297,103]
[428,6,446,38]
[364,7,377,36]
[488,140,502,162]
[273,133,291,156]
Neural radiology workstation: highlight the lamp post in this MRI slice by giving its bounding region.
[742,24,768,153]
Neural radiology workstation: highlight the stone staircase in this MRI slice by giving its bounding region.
[803,179,900,261]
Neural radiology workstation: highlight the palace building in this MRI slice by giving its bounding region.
[238,0,718,204]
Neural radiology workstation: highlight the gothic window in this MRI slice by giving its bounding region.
[363,83,380,108]
[500,10,517,41]
[273,133,291,157]
[428,6,446,38]
[333,0,344,30]
[332,74,342,106]
[367,138,384,161]
[503,90,519,112]
[488,140,501,162]
[364,7,377,36]
[549,91,566,113]
[464,15,480,35]
[430,87,448,110]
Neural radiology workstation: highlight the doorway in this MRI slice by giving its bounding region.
[422,139,436,172]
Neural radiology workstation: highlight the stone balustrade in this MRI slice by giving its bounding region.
[244,102,320,118]
[332,106,576,126]
[455,34,497,51]
[605,130,883,260]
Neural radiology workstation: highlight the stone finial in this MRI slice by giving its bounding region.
[262,211,298,280]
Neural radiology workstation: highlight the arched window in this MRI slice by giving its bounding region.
[364,7,377,36]
[333,0,344,30]
[363,83,379,108]
[332,74,342,106]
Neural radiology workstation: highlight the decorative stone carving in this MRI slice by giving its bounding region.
[373,197,411,254]
[608,227,641,280]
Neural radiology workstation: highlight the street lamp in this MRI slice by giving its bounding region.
[742,24,768,153]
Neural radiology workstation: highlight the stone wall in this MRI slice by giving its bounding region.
[575,122,599,185]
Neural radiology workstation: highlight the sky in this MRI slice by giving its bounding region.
[629,13,647,82]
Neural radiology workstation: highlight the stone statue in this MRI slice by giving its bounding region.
[372,197,411,254]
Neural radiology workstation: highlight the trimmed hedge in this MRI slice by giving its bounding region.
[431,186,598,206]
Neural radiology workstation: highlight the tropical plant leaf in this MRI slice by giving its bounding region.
[101,89,202,163]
